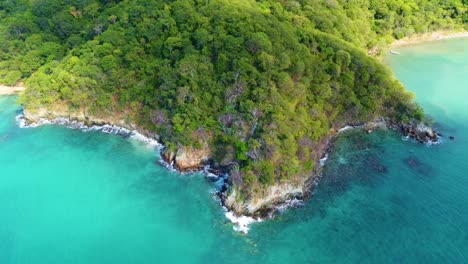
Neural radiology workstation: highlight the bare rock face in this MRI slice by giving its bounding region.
[23,105,82,123]
[399,122,439,143]
[22,107,56,122]
[222,132,330,217]
[416,123,435,137]
[161,151,176,166]
[363,118,387,133]
[224,182,304,217]
[161,145,211,172]
[175,145,211,171]
[23,105,133,129]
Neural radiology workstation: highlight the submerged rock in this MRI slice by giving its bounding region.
[404,156,432,175]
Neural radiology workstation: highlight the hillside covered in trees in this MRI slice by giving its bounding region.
[1,0,466,214]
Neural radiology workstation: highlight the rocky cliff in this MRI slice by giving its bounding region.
[22,105,439,218]
[223,182,305,217]
[220,118,440,217]
[23,105,128,127]
[161,145,211,171]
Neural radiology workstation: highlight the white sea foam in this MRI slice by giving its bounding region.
[319,153,328,167]
[425,138,442,146]
[158,158,176,172]
[338,125,354,132]
[16,114,160,147]
[224,209,261,234]
[16,113,305,235]
[212,174,226,191]
[401,134,442,146]
[130,131,161,147]
[274,198,304,213]
[17,113,263,234]
[208,171,258,234]
[16,115,53,128]
[310,173,323,188]
[15,115,27,128]
[208,171,228,196]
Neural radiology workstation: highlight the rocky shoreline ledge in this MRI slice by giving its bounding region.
[20,107,440,232]
[210,117,441,231]
[215,117,441,220]
[17,113,161,147]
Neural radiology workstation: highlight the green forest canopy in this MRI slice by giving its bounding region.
[0,0,466,196]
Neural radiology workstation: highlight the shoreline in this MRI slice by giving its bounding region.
[0,84,25,95]
[368,30,468,56]
[0,28,454,234]
[16,109,319,234]
[16,114,161,146]
[15,111,261,233]
[389,30,468,48]
[14,105,441,233]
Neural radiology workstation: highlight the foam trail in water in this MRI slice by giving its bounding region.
[274,198,304,213]
[400,134,442,146]
[129,131,160,147]
[224,209,261,234]
[17,113,267,234]
[338,126,354,133]
[319,154,328,167]
[16,115,160,147]
[17,114,272,234]
[205,169,260,234]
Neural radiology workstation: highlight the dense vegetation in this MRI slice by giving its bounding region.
[0,0,466,198]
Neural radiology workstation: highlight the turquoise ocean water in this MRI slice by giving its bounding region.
[0,38,467,263]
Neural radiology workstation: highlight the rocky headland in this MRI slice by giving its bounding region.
[21,107,440,220]
[218,117,440,217]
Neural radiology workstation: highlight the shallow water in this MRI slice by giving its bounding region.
[0,37,467,263]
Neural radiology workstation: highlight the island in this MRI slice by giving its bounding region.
[0,0,466,217]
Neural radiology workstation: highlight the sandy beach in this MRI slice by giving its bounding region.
[389,31,468,48]
[0,84,25,95]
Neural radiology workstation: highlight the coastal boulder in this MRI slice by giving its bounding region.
[161,150,176,165]
[164,145,211,172]
[175,145,210,171]
[398,122,439,143]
